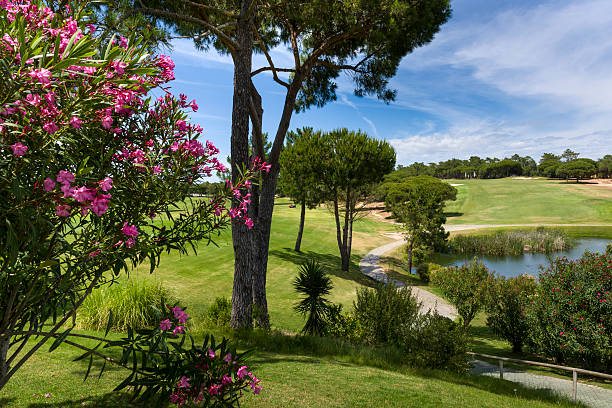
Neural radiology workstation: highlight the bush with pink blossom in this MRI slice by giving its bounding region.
[0,0,263,396]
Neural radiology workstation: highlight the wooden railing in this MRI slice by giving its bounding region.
[468,351,612,401]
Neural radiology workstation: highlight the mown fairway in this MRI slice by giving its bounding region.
[444,178,612,225]
[129,199,398,332]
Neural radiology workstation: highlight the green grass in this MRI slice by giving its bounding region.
[444,178,612,225]
[0,328,585,408]
[127,200,398,332]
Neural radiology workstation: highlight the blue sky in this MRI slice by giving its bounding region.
[161,0,612,166]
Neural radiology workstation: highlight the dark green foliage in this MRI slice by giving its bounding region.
[431,259,493,327]
[293,260,334,336]
[353,283,420,345]
[556,159,598,182]
[400,312,470,372]
[607,243,612,256]
[325,304,363,343]
[478,159,523,179]
[206,296,232,328]
[485,275,538,353]
[449,228,575,256]
[525,252,612,371]
[415,262,431,283]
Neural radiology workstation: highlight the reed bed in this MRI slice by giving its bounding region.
[449,228,575,256]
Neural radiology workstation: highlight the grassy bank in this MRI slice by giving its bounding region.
[444,178,612,225]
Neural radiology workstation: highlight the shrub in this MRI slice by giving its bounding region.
[78,279,176,331]
[400,312,470,372]
[449,228,574,256]
[485,274,538,352]
[206,296,232,328]
[606,243,612,256]
[525,252,612,371]
[325,303,362,343]
[416,262,441,283]
[431,258,493,327]
[353,283,420,345]
[293,259,333,336]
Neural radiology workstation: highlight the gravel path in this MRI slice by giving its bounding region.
[358,232,457,319]
[472,359,612,408]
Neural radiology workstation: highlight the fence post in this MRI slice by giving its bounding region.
[572,370,577,401]
[499,360,504,380]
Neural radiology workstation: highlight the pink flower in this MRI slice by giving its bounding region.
[208,348,215,359]
[25,93,41,105]
[237,366,248,380]
[91,194,110,216]
[152,166,161,174]
[43,122,59,133]
[222,375,232,385]
[101,116,113,130]
[112,60,128,75]
[119,36,128,48]
[55,204,71,217]
[245,218,254,229]
[10,142,27,156]
[121,222,138,237]
[189,100,198,112]
[178,376,190,389]
[44,393,50,398]
[73,187,95,202]
[177,311,189,324]
[172,325,184,335]
[252,385,262,395]
[98,177,113,191]
[176,120,187,131]
[224,353,232,363]
[70,116,82,129]
[27,68,52,84]
[208,384,221,396]
[44,177,56,192]
[57,170,74,185]
[159,319,172,331]
[61,183,75,198]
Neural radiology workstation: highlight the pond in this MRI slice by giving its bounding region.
[432,237,611,278]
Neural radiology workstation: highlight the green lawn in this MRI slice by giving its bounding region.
[444,178,612,225]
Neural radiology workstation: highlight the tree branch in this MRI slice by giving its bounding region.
[315,53,375,74]
[179,0,237,18]
[252,27,290,88]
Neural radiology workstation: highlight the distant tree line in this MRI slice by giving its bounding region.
[394,149,611,182]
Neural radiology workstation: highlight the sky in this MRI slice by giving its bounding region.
[161,0,612,166]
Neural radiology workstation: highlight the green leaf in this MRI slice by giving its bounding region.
[105,310,113,337]
[48,327,72,352]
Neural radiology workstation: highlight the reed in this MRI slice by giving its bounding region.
[449,228,575,256]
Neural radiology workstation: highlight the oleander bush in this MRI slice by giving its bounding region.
[526,252,611,371]
[485,274,538,353]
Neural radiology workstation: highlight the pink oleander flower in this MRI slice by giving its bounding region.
[98,177,113,191]
[27,68,52,84]
[178,376,190,389]
[189,100,198,112]
[91,194,110,216]
[43,177,55,192]
[44,393,50,398]
[70,116,82,129]
[73,187,95,202]
[119,36,128,48]
[61,183,75,198]
[175,120,187,131]
[88,250,100,258]
[245,218,254,229]
[172,325,184,335]
[121,222,138,237]
[101,116,113,130]
[237,366,248,380]
[224,353,232,363]
[153,165,161,174]
[208,384,221,396]
[252,385,262,395]
[208,348,215,359]
[57,170,74,185]
[112,60,127,75]
[10,142,27,156]
[42,121,59,134]
[55,204,71,217]
[25,93,41,105]
[159,319,172,331]
[222,375,233,386]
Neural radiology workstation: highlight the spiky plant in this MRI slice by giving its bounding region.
[293,259,334,336]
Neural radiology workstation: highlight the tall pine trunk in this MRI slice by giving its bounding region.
[0,337,9,387]
[229,3,254,330]
[407,237,414,275]
[294,198,306,252]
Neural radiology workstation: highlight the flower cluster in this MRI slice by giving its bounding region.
[41,170,113,217]
[159,305,189,335]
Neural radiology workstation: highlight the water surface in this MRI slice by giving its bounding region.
[433,238,610,278]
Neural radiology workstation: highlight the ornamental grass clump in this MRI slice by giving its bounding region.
[78,279,177,331]
[525,252,612,371]
[449,228,574,256]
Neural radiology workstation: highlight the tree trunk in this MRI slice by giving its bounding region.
[332,193,348,271]
[294,198,306,252]
[229,2,254,330]
[340,188,351,271]
[0,336,9,388]
[249,78,303,329]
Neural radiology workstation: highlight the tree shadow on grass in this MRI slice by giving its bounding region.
[23,392,150,407]
[268,248,376,288]
[445,211,464,218]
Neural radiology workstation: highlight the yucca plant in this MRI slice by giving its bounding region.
[293,260,334,336]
